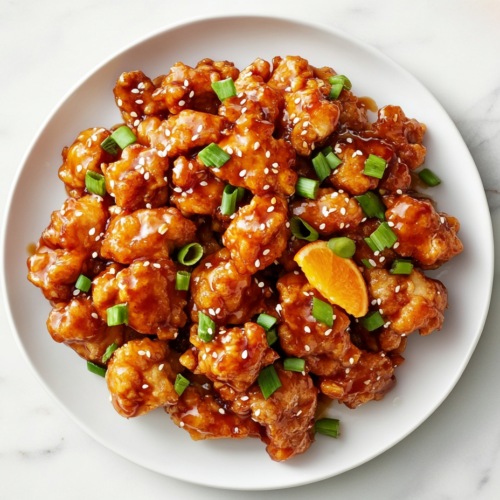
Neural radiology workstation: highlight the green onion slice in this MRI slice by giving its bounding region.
[87,361,107,377]
[361,258,374,269]
[198,312,216,342]
[290,217,319,241]
[198,143,231,168]
[174,373,190,396]
[266,328,278,347]
[211,78,237,101]
[355,191,386,220]
[364,237,379,253]
[312,153,331,183]
[321,146,333,156]
[418,168,442,187]
[85,171,107,197]
[75,274,92,293]
[100,136,119,155]
[312,297,334,327]
[107,304,128,326]
[175,271,191,291]
[258,365,282,399]
[390,259,413,275]
[284,358,306,372]
[111,126,137,149]
[221,184,240,216]
[327,237,356,259]
[177,243,203,266]
[257,313,277,331]
[360,311,384,331]
[363,154,387,179]
[369,222,398,251]
[296,177,319,200]
[315,418,340,438]
[329,74,352,90]
[236,187,245,201]
[102,343,118,363]
[325,152,342,170]
[329,82,344,100]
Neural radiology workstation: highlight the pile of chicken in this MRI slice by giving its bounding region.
[27,56,463,462]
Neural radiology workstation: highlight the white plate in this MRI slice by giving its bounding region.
[1,14,493,491]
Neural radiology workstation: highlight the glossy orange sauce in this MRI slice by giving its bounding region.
[358,96,378,113]
[26,242,37,256]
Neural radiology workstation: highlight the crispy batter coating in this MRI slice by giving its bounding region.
[384,194,463,268]
[181,322,278,392]
[189,248,271,326]
[92,259,187,339]
[379,157,411,193]
[330,136,394,195]
[153,59,239,115]
[114,71,167,129]
[366,267,448,337]
[101,207,196,264]
[222,194,290,274]
[268,55,314,91]
[170,156,225,216]
[337,89,371,132]
[106,338,179,418]
[102,144,168,211]
[47,295,124,363]
[58,128,114,198]
[229,362,318,462]
[290,188,363,236]
[277,238,308,272]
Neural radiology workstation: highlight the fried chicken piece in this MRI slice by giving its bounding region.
[277,238,308,272]
[189,248,271,326]
[337,89,370,132]
[167,381,262,440]
[330,136,394,195]
[365,105,426,170]
[170,156,225,216]
[290,188,363,236]
[47,296,124,363]
[222,194,290,275]
[58,128,115,198]
[101,207,196,264]
[180,322,278,392]
[366,267,448,337]
[113,71,167,129]
[384,194,463,268]
[378,157,411,193]
[42,195,108,256]
[92,259,187,339]
[276,272,351,358]
[153,59,239,115]
[194,216,223,256]
[268,55,314,91]
[102,144,168,211]
[229,362,318,462]
[106,338,179,418]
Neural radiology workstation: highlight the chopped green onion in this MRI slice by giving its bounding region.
[355,192,386,219]
[177,243,203,266]
[175,271,191,291]
[325,152,342,170]
[363,154,387,179]
[211,77,237,101]
[315,418,340,438]
[327,237,356,259]
[87,361,107,377]
[390,259,413,275]
[257,313,277,331]
[369,222,398,251]
[360,311,384,331]
[329,82,344,100]
[236,187,246,201]
[296,177,319,200]
[107,304,128,326]
[198,312,216,342]
[198,143,231,168]
[284,358,306,372]
[312,153,331,183]
[418,168,442,187]
[220,184,240,216]
[85,171,107,197]
[290,217,319,241]
[100,136,119,155]
[361,258,374,269]
[102,343,118,363]
[75,274,92,293]
[174,373,190,396]
[111,126,137,149]
[321,146,333,156]
[312,297,334,327]
[329,74,352,90]
[258,365,282,399]
[364,237,379,253]
[266,328,278,347]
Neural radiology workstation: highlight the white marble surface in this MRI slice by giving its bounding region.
[1,1,499,498]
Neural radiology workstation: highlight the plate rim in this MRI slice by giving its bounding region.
[1,12,494,490]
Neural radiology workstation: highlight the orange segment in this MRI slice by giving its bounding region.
[294,241,368,317]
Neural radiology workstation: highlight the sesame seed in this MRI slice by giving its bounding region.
[89,228,96,236]
[263,249,270,256]
[241,107,247,114]
[143,261,150,267]
[293,117,300,125]
[305,345,310,351]
[440,217,445,224]
[165,129,171,137]
[117,99,123,106]
[135,100,144,104]
[202,354,207,360]
[239,170,247,177]
[263,185,270,190]
[209,308,215,316]
[72,289,80,296]
[340,207,346,215]
[349,357,354,364]
[301,130,307,136]
[184,79,189,86]
[219,408,225,414]
[303,141,307,148]
[397,189,403,195]
[158,224,168,235]
[144,172,150,180]
[395,286,401,293]
[142,384,149,389]
[319,223,326,230]
[260,223,265,230]
[200,181,208,186]
[379,257,385,263]
[134,119,140,127]
[212,352,217,358]
[192,134,199,141]
[346,138,353,143]
[138,350,145,355]
[131,89,139,94]
[325,329,332,336]
[255,259,261,267]
[379,309,384,314]
[294,97,301,104]
[242,350,248,359]
[130,111,138,118]
[146,203,152,209]
[153,263,161,268]
[109,268,116,275]
[237,150,242,157]
[265,151,271,158]
[304,326,311,333]
[178,100,185,106]
[394,242,400,249]
[254,142,260,150]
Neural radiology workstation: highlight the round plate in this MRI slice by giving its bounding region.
[1,14,493,490]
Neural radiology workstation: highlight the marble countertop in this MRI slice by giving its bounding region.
[1,1,500,498]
